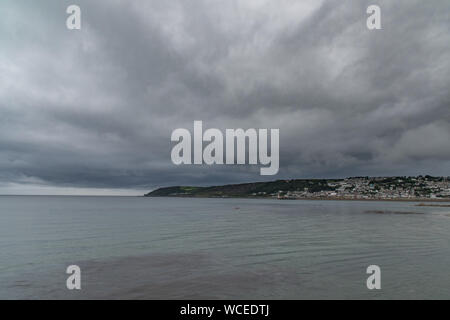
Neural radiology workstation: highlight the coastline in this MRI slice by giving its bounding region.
[145,195,450,202]
[146,176,450,201]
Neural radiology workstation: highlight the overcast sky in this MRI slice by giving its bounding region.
[0,0,449,195]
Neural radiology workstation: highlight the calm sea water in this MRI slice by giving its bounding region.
[0,196,450,299]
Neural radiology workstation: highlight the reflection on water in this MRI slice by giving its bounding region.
[1,196,450,299]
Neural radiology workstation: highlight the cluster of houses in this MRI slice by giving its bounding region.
[276,176,450,200]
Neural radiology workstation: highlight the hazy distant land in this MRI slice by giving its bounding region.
[146,176,450,201]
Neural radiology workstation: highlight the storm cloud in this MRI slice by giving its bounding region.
[0,0,449,195]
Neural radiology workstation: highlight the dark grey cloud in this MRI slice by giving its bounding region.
[0,0,449,194]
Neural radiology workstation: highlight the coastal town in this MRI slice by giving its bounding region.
[276,176,450,200]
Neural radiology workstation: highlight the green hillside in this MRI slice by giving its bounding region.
[145,179,339,198]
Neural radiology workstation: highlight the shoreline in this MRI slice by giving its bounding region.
[146,195,450,202]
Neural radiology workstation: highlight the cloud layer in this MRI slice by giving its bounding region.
[0,0,449,194]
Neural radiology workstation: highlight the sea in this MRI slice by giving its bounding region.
[0,196,449,299]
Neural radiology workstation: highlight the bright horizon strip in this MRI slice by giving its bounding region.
[0,183,146,196]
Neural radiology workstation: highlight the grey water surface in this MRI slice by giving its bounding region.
[1,196,449,299]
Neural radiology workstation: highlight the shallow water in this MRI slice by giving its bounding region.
[1,196,449,299]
